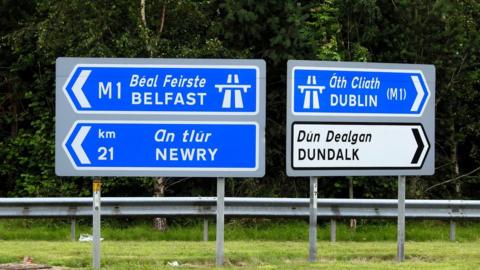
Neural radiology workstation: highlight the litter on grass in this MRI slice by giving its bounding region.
[79,234,104,242]
[167,261,180,267]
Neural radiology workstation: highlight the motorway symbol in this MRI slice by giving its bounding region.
[63,65,259,114]
[63,121,259,171]
[291,122,429,170]
[292,67,430,116]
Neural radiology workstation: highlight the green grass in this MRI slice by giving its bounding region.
[1,219,480,242]
[0,240,479,269]
[1,220,480,269]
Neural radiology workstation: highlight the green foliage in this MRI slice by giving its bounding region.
[1,0,480,199]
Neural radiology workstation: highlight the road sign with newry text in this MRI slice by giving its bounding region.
[56,58,266,177]
[286,61,435,176]
[64,121,259,171]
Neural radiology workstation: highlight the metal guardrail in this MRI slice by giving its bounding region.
[1,197,479,219]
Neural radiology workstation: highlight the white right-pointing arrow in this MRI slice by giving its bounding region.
[72,126,91,165]
[72,70,92,108]
[410,75,424,112]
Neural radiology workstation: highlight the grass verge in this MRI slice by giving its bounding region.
[0,240,479,269]
[1,219,480,242]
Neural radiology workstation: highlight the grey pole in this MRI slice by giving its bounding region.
[397,176,406,262]
[92,178,101,269]
[308,176,318,262]
[330,219,336,243]
[216,177,225,267]
[450,220,456,241]
[203,218,209,242]
[70,217,76,241]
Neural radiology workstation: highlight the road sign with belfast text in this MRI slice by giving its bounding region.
[63,65,259,114]
[55,58,266,177]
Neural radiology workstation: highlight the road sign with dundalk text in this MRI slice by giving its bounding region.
[286,60,435,177]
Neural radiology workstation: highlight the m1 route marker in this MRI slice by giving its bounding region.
[63,64,259,114]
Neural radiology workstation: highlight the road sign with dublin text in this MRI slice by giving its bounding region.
[291,67,430,116]
[55,58,266,177]
[286,61,435,177]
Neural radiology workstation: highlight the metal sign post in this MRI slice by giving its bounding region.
[92,178,101,269]
[216,177,225,267]
[308,177,318,262]
[397,176,406,262]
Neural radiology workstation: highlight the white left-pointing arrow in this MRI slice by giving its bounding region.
[410,75,424,112]
[72,126,91,165]
[72,70,92,108]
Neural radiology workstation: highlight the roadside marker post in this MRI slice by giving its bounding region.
[450,220,456,241]
[70,217,76,241]
[203,218,209,242]
[330,219,336,243]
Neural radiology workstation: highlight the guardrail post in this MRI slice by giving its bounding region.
[216,177,225,267]
[92,178,102,269]
[450,220,456,241]
[330,219,336,243]
[203,218,209,241]
[309,176,318,262]
[70,217,76,241]
[397,176,406,262]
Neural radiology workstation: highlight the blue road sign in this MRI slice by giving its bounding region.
[292,67,430,116]
[63,121,259,171]
[63,65,259,114]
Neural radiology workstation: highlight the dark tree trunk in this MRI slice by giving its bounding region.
[153,177,167,231]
